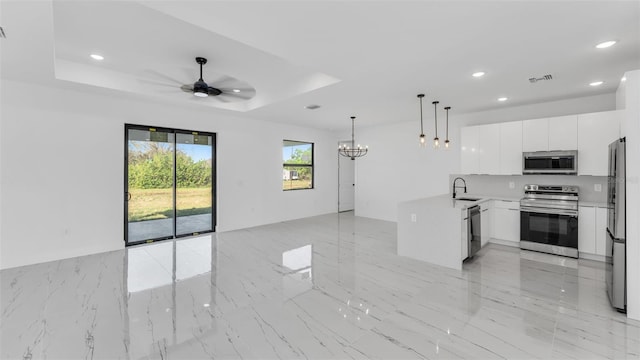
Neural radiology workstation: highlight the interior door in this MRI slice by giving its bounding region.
[338,141,355,212]
[126,126,175,244]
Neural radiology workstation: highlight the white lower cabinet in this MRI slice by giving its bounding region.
[491,200,520,244]
[480,201,491,247]
[461,209,468,259]
[578,206,596,254]
[578,205,608,259]
[595,207,607,256]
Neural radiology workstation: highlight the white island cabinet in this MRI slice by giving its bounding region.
[398,195,485,271]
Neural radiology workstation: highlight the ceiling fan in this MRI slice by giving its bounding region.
[146,57,256,103]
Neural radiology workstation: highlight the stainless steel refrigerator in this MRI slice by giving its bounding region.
[606,138,626,312]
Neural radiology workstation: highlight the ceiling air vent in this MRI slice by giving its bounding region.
[529,74,553,83]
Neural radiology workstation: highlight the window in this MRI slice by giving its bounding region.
[283,140,313,191]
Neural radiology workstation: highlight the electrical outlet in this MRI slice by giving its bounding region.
[509,181,515,189]
[411,214,417,222]
[595,184,602,192]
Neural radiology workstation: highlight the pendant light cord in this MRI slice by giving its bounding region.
[433,101,439,136]
[351,116,356,148]
[420,97,424,134]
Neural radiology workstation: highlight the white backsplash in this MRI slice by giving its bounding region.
[449,174,607,203]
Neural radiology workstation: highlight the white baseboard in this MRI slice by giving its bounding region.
[579,252,605,262]
[488,238,520,248]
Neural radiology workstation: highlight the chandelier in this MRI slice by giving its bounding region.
[338,116,368,160]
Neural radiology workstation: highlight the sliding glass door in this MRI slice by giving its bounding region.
[125,125,215,245]
[175,131,214,236]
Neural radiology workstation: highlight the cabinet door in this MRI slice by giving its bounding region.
[499,121,523,175]
[492,207,520,243]
[522,118,549,151]
[478,124,500,174]
[480,204,491,247]
[595,207,608,256]
[578,206,596,255]
[548,115,578,150]
[461,210,468,259]
[460,126,480,174]
[578,111,622,176]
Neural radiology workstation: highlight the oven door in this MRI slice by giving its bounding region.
[520,208,578,249]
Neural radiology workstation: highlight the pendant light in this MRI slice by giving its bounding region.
[432,101,440,149]
[444,106,451,149]
[338,116,368,160]
[417,94,426,147]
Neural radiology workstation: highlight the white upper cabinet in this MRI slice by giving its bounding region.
[478,124,500,174]
[548,115,578,151]
[499,121,523,175]
[522,118,549,152]
[460,126,479,174]
[578,110,622,176]
[460,110,619,176]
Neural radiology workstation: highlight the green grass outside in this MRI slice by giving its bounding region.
[283,179,312,190]
[128,187,212,222]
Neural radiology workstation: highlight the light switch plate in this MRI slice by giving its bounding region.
[595,184,602,192]
[509,181,515,189]
[411,214,417,222]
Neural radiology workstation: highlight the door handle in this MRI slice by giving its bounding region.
[126,192,131,201]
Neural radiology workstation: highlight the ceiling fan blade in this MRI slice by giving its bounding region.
[208,74,235,87]
[218,87,254,93]
[219,91,255,100]
[180,84,195,93]
[139,79,179,88]
[211,95,230,103]
[145,70,184,85]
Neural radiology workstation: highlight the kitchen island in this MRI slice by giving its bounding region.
[397,194,487,270]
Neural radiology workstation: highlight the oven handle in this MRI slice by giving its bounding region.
[520,207,578,217]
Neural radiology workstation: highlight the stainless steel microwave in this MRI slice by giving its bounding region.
[522,151,578,174]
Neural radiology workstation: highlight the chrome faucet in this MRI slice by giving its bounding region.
[452,177,467,199]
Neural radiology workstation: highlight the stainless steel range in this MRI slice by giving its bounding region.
[519,184,579,258]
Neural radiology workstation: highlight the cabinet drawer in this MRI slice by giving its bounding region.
[493,200,520,210]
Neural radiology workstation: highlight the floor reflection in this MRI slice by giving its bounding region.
[124,234,217,359]
[1,213,637,359]
[282,245,313,300]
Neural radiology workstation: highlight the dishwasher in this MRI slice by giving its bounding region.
[467,205,481,258]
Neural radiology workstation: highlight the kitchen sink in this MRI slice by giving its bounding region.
[455,197,481,202]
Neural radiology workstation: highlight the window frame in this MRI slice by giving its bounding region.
[282,140,314,191]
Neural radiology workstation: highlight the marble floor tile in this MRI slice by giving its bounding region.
[1,212,638,359]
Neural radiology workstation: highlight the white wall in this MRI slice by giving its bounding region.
[617,69,640,320]
[354,93,616,222]
[0,80,338,269]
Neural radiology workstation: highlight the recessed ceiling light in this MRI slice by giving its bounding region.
[232,89,241,93]
[90,54,104,61]
[621,77,627,82]
[498,97,508,102]
[596,40,616,49]
[589,81,604,87]
[472,72,485,78]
